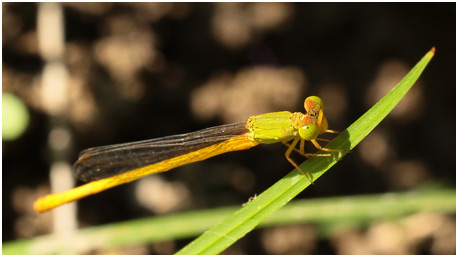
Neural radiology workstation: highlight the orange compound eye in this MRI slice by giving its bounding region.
[304,96,325,113]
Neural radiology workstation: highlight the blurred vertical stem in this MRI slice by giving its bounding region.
[37,2,77,233]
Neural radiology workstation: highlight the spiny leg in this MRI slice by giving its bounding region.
[298,138,333,157]
[282,139,332,157]
[316,130,348,153]
[315,138,332,143]
[316,129,340,143]
[311,139,344,153]
[284,137,313,183]
[314,130,340,143]
[316,136,351,156]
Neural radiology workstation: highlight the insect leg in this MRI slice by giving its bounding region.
[284,137,313,183]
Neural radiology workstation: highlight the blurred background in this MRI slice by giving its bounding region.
[2,2,455,254]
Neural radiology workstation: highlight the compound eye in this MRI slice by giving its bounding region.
[304,96,325,112]
[298,124,319,140]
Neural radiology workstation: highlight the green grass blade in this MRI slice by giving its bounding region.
[176,48,436,255]
[3,186,454,254]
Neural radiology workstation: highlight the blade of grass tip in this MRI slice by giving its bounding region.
[341,47,436,149]
[176,47,435,255]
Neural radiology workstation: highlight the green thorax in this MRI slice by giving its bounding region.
[246,111,305,144]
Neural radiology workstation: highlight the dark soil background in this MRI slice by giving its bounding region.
[3,2,455,254]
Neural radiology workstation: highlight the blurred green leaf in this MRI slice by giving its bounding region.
[2,93,30,141]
